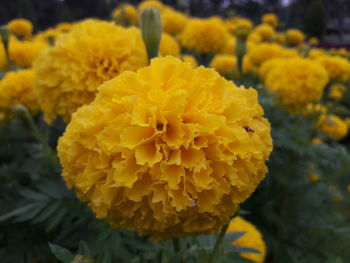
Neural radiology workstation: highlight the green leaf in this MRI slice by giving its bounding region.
[223,232,246,244]
[19,188,48,201]
[78,240,91,257]
[49,243,74,263]
[0,203,39,221]
[96,250,112,263]
[14,201,48,222]
[31,201,60,224]
[46,206,67,231]
[224,244,261,254]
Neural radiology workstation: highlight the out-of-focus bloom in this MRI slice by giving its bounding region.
[242,56,258,74]
[162,8,188,35]
[139,0,164,12]
[258,58,285,81]
[311,138,322,144]
[227,216,266,263]
[159,33,180,57]
[225,17,253,35]
[254,24,275,41]
[33,19,147,123]
[262,13,278,28]
[286,29,305,45]
[318,114,348,140]
[181,55,197,67]
[275,33,286,44]
[34,22,74,44]
[223,35,237,55]
[265,58,329,109]
[7,18,33,37]
[309,37,319,45]
[0,112,5,121]
[180,18,228,54]
[308,48,326,59]
[247,43,285,67]
[0,70,38,112]
[329,83,346,99]
[316,55,350,82]
[308,173,320,182]
[57,56,273,241]
[210,54,238,78]
[113,4,138,25]
[305,103,327,115]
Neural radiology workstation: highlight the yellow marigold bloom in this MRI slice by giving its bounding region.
[247,43,285,67]
[223,35,237,55]
[113,4,138,25]
[57,56,273,241]
[259,58,285,81]
[181,55,197,67]
[162,8,188,35]
[309,37,319,45]
[210,54,238,78]
[33,19,147,123]
[308,48,325,59]
[227,216,266,263]
[276,33,286,44]
[262,13,278,28]
[242,56,258,74]
[139,0,164,12]
[180,18,229,54]
[159,33,180,57]
[34,22,74,44]
[311,138,322,144]
[56,22,72,33]
[254,24,275,41]
[7,18,33,37]
[265,58,329,109]
[308,173,320,182]
[247,33,262,46]
[286,29,305,45]
[0,70,38,112]
[319,114,348,140]
[329,83,346,99]
[316,55,350,82]
[305,103,327,115]
[225,17,253,35]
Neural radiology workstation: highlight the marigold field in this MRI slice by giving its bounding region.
[1,1,350,263]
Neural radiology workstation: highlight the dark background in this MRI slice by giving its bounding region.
[1,0,350,44]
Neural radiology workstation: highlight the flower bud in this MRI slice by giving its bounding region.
[71,255,95,263]
[140,7,162,62]
[0,26,12,68]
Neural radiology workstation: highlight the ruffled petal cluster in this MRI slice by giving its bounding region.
[33,19,147,123]
[58,57,272,241]
[318,114,348,140]
[210,54,238,78]
[315,55,350,82]
[7,18,33,37]
[113,4,138,25]
[162,8,188,35]
[262,13,278,28]
[180,18,229,54]
[159,33,180,57]
[227,216,266,263]
[286,29,305,45]
[265,58,329,109]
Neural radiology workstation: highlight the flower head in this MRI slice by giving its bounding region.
[262,13,278,28]
[139,0,164,12]
[254,24,275,41]
[181,55,197,67]
[316,55,350,82]
[0,70,38,112]
[318,114,348,140]
[329,83,346,99]
[113,4,138,25]
[162,8,188,35]
[227,216,266,263]
[247,43,285,67]
[7,18,33,37]
[265,58,329,109]
[33,19,147,123]
[210,54,238,78]
[57,56,272,241]
[180,18,228,54]
[159,33,180,57]
[286,29,305,45]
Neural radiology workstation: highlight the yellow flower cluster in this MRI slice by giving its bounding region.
[253,24,275,41]
[319,115,348,140]
[162,8,188,35]
[113,4,138,25]
[262,13,278,28]
[7,18,33,37]
[57,57,273,240]
[316,55,350,82]
[329,83,346,100]
[0,70,38,112]
[286,29,305,46]
[33,19,147,123]
[227,216,266,263]
[180,18,228,54]
[247,43,289,67]
[181,55,197,67]
[225,17,253,35]
[210,54,238,78]
[265,58,329,109]
[159,33,180,57]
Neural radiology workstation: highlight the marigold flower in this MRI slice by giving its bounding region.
[258,58,285,81]
[33,19,147,123]
[225,17,253,35]
[286,29,305,45]
[210,54,238,78]
[0,70,38,112]
[247,43,285,67]
[265,58,329,109]
[181,55,197,67]
[308,173,320,182]
[159,33,180,57]
[318,114,348,140]
[316,55,350,82]
[162,8,188,35]
[254,24,275,41]
[223,35,237,55]
[139,0,164,12]
[227,216,266,263]
[311,138,322,144]
[308,48,325,59]
[309,37,319,45]
[57,56,273,241]
[329,83,346,99]
[180,18,229,54]
[113,4,138,25]
[262,13,278,28]
[7,18,33,37]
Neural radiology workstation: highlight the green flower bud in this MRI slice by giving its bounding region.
[140,7,162,63]
[0,26,13,69]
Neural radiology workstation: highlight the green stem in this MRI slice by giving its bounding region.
[172,238,180,253]
[208,223,230,263]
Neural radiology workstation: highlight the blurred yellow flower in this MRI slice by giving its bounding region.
[33,19,147,123]
[225,17,253,35]
[7,18,33,37]
[113,4,138,25]
[258,58,285,81]
[311,138,322,144]
[308,173,320,182]
[329,83,346,99]
[162,8,188,35]
[181,55,197,67]
[316,55,350,82]
[254,24,275,41]
[57,56,272,241]
[0,70,38,112]
[210,54,238,78]
[309,37,319,45]
[319,114,348,140]
[139,0,164,12]
[286,29,305,45]
[223,35,237,55]
[227,216,266,263]
[159,33,180,57]
[308,48,326,59]
[262,13,278,28]
[247,43,285,67]
[180,18,228,54]
[265,58,329,109]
